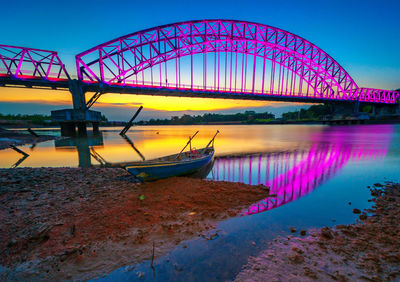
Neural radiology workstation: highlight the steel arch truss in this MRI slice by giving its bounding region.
[357,88,399,104]
[0,45,70,82]
[76,20,398,104]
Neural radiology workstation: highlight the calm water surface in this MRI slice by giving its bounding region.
[2,124,400,281]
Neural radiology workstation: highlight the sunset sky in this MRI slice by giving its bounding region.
[0,0,399,121]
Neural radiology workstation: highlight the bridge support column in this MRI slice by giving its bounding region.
[374,104,398,116]
[354,101,360,113]
[52,80,104,136]
[76,137,91,168]
[69,79,87,111]
[77,122,87,136]
[52,109,103,136]
[330,102,355,116]
[92,122,100,135]
[70,79,88,135]
[60,122,76,136]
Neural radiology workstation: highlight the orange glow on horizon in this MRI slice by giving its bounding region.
[94,93,275,111]
[0,88,72,105]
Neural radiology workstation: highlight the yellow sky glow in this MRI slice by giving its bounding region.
[95,93,273,111]
[0,88,282,112]
[0,88,72,104]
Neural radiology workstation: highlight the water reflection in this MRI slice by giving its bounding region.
[54,134,104,167]
[209,126,391,215]
[91,125,398,282]
[1,124,395,181]
[11,154,29,168]
[121,134,146,161]
[54,133,150,169]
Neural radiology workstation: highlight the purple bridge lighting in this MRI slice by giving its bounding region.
[75,20,399,104]
[0,20,398,106]
[210,126,392,215]
[0,45,70,90]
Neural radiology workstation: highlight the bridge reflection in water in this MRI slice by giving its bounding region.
[54,134,104,168]
[51,125,392,215]
[209,140,389,216]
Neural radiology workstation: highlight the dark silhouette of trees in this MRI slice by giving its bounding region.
[136,111,275,125]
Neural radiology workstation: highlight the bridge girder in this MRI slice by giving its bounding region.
[76,19,399,104]
[0,45,70,81]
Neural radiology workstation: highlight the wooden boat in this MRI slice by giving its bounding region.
[123,131,219,182]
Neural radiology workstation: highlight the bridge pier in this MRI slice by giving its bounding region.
[59,120,101,136]
[77,122,87,136]
[329,101,359,116]
[369,103,399,117]
[54,132,104,168]
[60,122,77,136]
[53,109,102,136]
[70,79,87,111]
[354,101,360,113]
[92,122,100,135]
[51,80,104,136]
[329,101,400,117]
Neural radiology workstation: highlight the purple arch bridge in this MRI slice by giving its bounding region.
[1,20,399,134]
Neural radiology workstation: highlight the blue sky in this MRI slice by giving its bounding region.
[0,0,399,120]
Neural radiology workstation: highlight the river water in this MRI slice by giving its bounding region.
[2,124,400,281]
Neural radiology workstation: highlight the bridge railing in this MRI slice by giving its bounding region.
[0,45,70,81]
[356,87,399,104]
[81,76,399,104]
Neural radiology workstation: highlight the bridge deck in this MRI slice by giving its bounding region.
[2,77,396,106]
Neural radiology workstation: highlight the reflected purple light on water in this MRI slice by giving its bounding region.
[209,126,392,215]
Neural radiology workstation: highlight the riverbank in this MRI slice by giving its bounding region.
[235,182,400,281]
[0,167,270,280]
[0,127,58,150]
[134,119,400,126]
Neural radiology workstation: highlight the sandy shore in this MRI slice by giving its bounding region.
[235,182,400,281]
[0,127,57,150]
[0,167,270,280]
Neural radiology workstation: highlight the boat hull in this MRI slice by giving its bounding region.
[124,151,214,182]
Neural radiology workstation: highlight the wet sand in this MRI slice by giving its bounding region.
[0,167,270,280]
[235,183,400,281]
[0,128,57,150]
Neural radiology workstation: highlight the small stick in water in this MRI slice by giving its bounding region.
[27,128,39,137]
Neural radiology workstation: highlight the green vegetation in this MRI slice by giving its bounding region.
[3,100,381,127]
[136,105,335,125]
[100,114,108,121]
[0,113,108,125]
[362,105,373,114]
[0,113,52,124]
[281,104,332,120]
[135,111,275,125]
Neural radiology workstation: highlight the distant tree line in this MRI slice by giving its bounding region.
[0,113,108,125]
[0,113,52,124]
[281,104,332,120]
[135,111,275,125]
[136,105,337,125]
[4,100,383,126]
